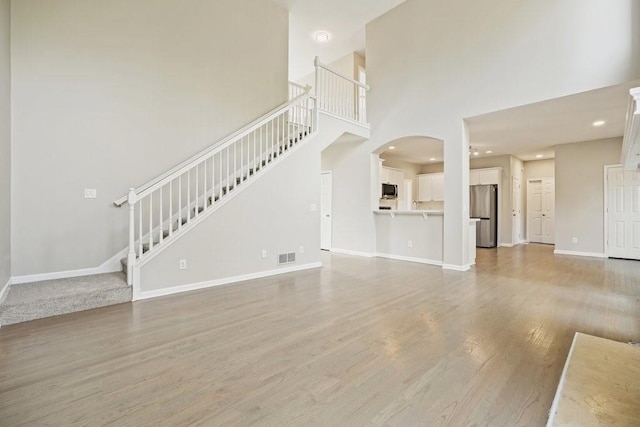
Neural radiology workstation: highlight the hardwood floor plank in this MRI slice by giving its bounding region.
[1,244,639,426]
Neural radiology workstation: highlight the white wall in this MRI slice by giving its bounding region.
[375,214,443,263]
[524,159,555,181]
[555,138,622,255]
[10,0,289,276]
[356,0,640,267]
[140,137,321,295]
[0,0,10,289]
[140,113,370,294]
[321,133,375,254]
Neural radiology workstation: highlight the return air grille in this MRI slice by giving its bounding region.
[278,252,296,265]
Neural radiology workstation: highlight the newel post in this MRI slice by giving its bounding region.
[126,188,137,285]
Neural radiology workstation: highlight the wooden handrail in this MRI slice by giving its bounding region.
[314,57,370,91]
[114,88,311,206]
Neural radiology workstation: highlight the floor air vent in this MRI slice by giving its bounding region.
[278,252,296,265]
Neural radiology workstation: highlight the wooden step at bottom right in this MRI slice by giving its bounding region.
[546,332,640,426]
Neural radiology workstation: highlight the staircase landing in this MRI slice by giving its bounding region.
[0,272,131,326]
[547,332,640,426]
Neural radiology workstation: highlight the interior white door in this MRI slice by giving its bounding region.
[512,177,522,243]
[607,166,640,259]
[541,178,555,244]
[528,180,544,243]
[320,172,332,250]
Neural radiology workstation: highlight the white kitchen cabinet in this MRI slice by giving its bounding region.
[380,166,405,199]
[469,170,479,185]
[470,168,501,185]
[479,168,500,185]
[380,167,391,184]
[430,173,444,201]
[417,173,444,202]
[418,175,431,201]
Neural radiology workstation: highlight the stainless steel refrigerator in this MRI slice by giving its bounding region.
[470,184,498,248]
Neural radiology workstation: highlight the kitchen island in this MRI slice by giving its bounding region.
[374,210,444,265]
[374,210,478,268]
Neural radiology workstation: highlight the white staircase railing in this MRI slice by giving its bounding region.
[314,56,369,125]
[114,87,315,284]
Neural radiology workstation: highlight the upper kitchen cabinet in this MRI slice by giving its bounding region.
[418,173,444,202]
[470,168,501,185]
[380,166,405,199]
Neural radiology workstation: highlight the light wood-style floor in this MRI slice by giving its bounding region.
[1,244,639,426]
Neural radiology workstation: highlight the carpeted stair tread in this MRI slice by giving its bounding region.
[0,272,131,326]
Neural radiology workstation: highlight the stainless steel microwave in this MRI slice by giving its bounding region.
[381,183,398,199]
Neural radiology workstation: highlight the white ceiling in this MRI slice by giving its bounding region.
[466,82,636,162]
[379,82,637,164]
[378,136,443,164]
[272,0,406,80]
[271,0,635,165]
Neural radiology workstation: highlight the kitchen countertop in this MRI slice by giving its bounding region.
[374,210,444,215]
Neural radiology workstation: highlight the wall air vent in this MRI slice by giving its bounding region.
[278,252,296,265]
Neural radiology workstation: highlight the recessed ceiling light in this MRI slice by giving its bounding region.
[486,150,493,154]
[592,120,606,127]
[536,154,544,158]
[388,146,395,150]
[315,31,330,42]
[429,157,436,161]
[473,151,479,156]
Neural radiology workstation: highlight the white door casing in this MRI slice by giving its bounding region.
[512,177,522,243]
[542,178,555,244]
[606,166,640,260]
[320,172,332,250]
[528,178,555,244]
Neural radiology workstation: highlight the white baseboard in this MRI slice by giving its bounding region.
[442,263,472,272]
[0,278,10,304]
[553,249,606,258]
[500,243,514,248]
[136,262,322,301]
[11,247,128,285]
[375,253,442,266]
[330,248,376,258]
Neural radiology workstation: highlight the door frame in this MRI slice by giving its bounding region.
[603,164,622,258]
[526,178,541,243]
[512,176,522,244]
[320,171,332,250]
[526,177,554,243]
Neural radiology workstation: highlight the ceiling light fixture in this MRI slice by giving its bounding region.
[536,154,544,158]
[473,149,479,156]
[315,31,330,42]
[388,146,396,150]
[592,120,606,127]
[486,150,493,154]
[429,157,436,161]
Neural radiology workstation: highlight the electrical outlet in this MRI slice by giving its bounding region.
[261,250,267,258]
[407,240,413,248]
[84,188,97,199]
[310,204,317,212]
[179,259,187,270]
[572,237,578,243]
[299,245,305,254]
